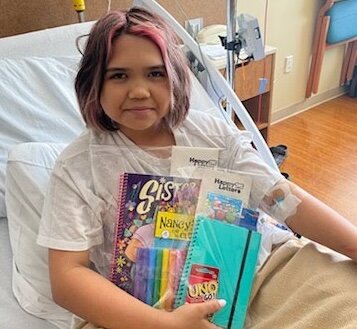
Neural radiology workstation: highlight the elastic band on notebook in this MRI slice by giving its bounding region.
[227,231,251,329]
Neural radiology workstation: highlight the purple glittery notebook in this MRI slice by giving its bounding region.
[110,172,201,295]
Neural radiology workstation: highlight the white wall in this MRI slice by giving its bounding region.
[237,0,346,121]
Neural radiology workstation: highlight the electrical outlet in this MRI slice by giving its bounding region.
[185,17,203,38]
[284,55,293,73]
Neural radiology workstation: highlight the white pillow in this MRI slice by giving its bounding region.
[5,142,72,329]
[0,56,85,218]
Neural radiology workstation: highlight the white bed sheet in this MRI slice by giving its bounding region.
[0,219,57,329]
[0,21,94,218]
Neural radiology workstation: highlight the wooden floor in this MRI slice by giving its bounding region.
[268,95,357,225]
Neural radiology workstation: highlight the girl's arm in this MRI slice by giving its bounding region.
[49,249,224,329]
[286,181,357,262]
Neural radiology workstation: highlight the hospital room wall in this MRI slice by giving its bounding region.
[0,0,346,122]
[0,1,225,38]
[238,0,346,122]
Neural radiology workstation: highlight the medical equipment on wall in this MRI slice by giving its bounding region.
[132,0,278,172]
[237,14,265,61]
[197,15,264,61]
[72,0,85,22]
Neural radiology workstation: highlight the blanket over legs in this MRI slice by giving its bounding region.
[246,238,357,329]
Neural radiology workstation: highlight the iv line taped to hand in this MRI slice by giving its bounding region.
[259,179,301,224]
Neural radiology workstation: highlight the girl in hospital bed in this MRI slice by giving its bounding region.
[37,6,357,329]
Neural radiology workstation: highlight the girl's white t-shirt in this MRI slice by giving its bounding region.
[37,109,282,279]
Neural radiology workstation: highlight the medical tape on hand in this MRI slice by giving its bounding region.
[260,180,301,223]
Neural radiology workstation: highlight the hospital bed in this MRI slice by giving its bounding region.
[1,1,357,329]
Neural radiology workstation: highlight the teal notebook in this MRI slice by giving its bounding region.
[174,215,261,329]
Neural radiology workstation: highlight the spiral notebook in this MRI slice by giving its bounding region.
[110,172,201,294]
[174,215,261,329]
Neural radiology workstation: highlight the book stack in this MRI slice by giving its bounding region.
[110,159,261,329]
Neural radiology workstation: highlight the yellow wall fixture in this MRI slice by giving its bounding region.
[72,0,85,12]
[72,0,85,22]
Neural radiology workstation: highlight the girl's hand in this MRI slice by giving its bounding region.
[159,299,226,329]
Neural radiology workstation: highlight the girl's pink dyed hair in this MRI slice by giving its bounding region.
[75,7,191,132]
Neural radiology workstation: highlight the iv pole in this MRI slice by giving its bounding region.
[225,0,237,118]
[223,1,279,171]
